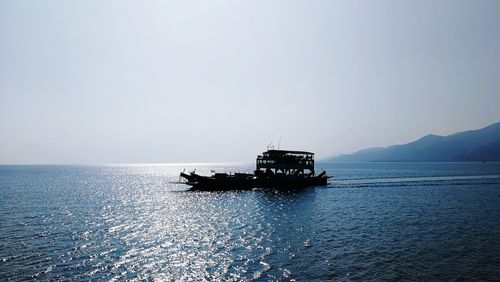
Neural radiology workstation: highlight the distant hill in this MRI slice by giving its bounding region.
[324,121,500,162]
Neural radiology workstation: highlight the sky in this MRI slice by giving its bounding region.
[1,0,499,164]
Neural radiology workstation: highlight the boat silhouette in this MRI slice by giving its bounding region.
[180,149,332,191]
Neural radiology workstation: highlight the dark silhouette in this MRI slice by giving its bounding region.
[180,150,332,190]
[325,121,500,162]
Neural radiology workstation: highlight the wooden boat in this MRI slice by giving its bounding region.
[179,149,332,191]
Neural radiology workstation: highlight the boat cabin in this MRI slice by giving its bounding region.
[256,150,315,176]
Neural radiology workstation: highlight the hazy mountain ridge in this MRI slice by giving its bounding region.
[325,122,500,162]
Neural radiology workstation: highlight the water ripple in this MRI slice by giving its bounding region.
[1,163,499,280]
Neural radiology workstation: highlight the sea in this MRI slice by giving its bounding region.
[1,162,499,281]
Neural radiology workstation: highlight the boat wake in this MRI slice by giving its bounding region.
[329,174,500,188]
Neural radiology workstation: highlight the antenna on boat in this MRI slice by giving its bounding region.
[267,140,275,150]
[278,136,281,150]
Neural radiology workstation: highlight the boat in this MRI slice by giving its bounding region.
[179,149,332,191]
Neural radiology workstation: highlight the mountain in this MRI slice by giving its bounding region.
[324,121,500,162]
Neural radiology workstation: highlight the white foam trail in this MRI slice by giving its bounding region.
[332,174,500,185]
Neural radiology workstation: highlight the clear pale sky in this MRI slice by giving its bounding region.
[1,0,499,164]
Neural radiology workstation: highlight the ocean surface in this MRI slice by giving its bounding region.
[1,162,499,281]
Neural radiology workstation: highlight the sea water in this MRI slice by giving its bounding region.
[1,163,499,280]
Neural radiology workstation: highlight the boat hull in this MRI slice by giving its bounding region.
[180,172,330,191]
